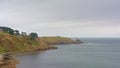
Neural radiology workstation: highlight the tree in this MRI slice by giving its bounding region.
[14,30,20,35]
[21,32,27,36]
[29,32,38,40]
[0,26,14,35]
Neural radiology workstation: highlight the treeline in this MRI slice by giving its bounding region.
[0,26,38,40]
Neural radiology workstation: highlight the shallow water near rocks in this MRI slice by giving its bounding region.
[16,38,120,68]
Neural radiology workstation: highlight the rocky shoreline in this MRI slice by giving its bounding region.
[0,53,19,68]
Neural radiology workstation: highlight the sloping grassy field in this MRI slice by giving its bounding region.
[0,32,56,53]
[40,36,81,45]
[0,32,81,53]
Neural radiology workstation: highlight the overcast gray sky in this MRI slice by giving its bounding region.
[0,0,120,37]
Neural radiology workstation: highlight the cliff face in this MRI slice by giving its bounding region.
[0,32,57,53]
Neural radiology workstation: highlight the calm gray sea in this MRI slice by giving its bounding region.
[16,38,120,68]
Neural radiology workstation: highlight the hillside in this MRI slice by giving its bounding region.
[0,32,57,53]
[0,32,82,53]
[0,26,82,53]
[40,36,82,45]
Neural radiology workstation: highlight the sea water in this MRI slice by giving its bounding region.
[17,38,120,68]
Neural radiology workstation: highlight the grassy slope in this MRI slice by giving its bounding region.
[0,32,56,53]
[0,32,81,53]
[40,36,81,45]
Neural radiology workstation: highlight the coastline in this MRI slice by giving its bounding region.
[8,47,58,56]
[0,43,81,68]
[0,32,82,68]
[6,43,81,56]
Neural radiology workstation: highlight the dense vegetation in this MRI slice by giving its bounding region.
[0,26,14,35]
[0,26,38,40]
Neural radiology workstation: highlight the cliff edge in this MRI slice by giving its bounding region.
[0,32,57,53]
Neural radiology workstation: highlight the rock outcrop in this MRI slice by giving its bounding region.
[0,54,19,68]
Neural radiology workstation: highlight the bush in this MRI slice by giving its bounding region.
[0,26,14,35]
[29,32,38,40]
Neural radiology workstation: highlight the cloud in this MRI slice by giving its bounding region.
[0,0,120,37]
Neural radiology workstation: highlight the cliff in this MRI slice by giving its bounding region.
[0,32,82,53]
[0,32,57,53]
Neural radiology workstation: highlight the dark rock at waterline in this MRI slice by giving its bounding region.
[0,53,13,60]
